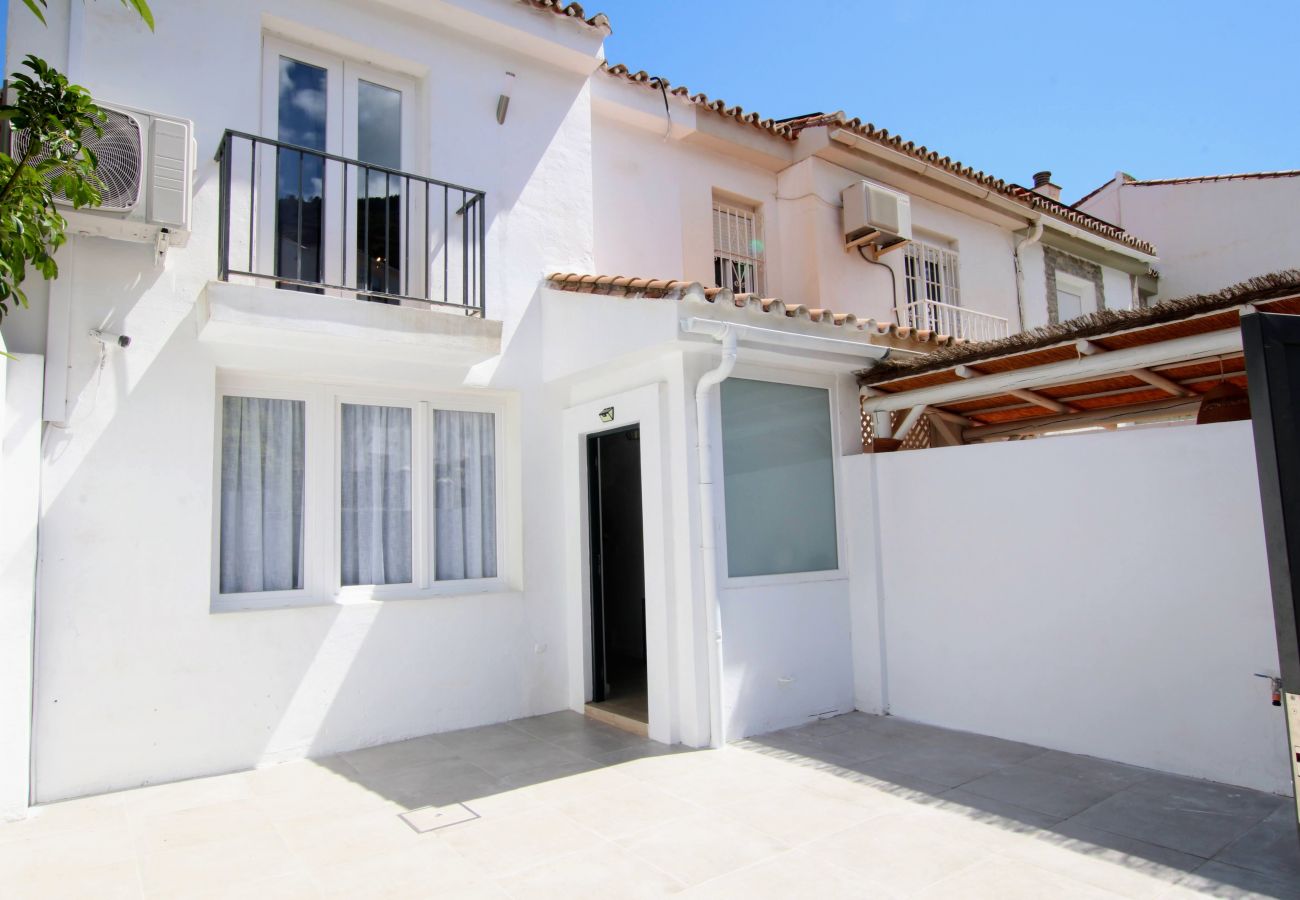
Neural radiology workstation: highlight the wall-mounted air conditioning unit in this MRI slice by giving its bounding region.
[10,100,193,257]
[841,180,912,251]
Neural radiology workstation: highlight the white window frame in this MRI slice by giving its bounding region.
[902,238,961,310]
[712,196,766,295]
[255,35,419,293]
[1054,271,1097,324]
[212,376,508,613]
[716,365,848,589]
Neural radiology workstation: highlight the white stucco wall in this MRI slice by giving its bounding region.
[1079,177,1300,301]
[0,352,43,818]
[847,421,1289,794]
[7,0,600,802]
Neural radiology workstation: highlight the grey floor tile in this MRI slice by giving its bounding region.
[509,710,592,739]
[938,787,1065,831]
[859,738,1028,789]
[1068,776,1280,859]
[495,758,604,791]
[469,739,593,779]
[593,742,692,767]
[1018,749,1155,792]
[838,757,955,799]
[1048,819,1207,875]
[432,722,535,754]
[1177,859,1300,900]
[545,722,652,759]
[1212,803,1300,884]
[959,764,1122,819]
[362,757,502,810]
[339,734,459,776]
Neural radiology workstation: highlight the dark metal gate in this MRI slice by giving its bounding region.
[1242,310,1300,833]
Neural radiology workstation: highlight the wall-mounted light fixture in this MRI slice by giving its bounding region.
[496,71,516,125]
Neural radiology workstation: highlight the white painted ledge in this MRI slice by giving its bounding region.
[197,280,502,366]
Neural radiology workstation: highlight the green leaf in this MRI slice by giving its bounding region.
[21,0,48,26]
[121,0,155,31]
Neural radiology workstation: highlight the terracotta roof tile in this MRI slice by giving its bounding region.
[521,0,611,32]
[545,272,964,349]
[599,65,1156,256]
[1126,169,1300,188]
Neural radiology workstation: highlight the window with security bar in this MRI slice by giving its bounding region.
[713,199,766,295]
[902,240,961,332]
[903,241,960,307]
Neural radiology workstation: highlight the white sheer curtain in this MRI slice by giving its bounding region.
[434,409,497,580]
[341,403,412,586]
[219,397,305,594]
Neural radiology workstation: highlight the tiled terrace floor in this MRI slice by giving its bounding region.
[2,711,1297,898]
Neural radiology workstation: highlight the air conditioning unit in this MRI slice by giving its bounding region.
[841,180,912,250]
[10,100,193,255]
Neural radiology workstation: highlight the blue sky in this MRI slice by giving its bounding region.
[596,0,1299,203]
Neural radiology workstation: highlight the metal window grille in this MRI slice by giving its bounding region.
[903,241,960,308]
[713,201,766,295]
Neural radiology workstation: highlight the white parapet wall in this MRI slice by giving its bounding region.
[845,420,1291,795]
[0,353,44,819]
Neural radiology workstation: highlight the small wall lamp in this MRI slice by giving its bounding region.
[496,71,516,125]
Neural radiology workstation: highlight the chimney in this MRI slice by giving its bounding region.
[1031,170,1061,202]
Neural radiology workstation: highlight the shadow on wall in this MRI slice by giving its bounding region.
[741,712,1299,898]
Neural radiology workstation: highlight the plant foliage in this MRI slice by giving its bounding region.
[0,56,106,323]
[0,0,155,325]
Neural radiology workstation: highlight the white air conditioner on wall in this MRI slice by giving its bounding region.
[841,180,912,250]
[10,100,194,255]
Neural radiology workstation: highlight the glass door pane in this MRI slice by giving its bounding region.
[275,57,328,290]
[356,80,403,303]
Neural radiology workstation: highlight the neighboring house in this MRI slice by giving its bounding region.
[1076,169,1300,302]
[0,0,1284,821]
[592,72,1157,337]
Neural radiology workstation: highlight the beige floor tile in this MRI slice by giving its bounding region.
[7,858,143,900]
[246,762,399,822]
[0,823,138,879]
[0,796,130,846]
[436,807,604,877]
[120,773,254,820]
[716,782,894,846]
[130,799,279,856]
[917,855,1126,899]
[275,807,424,870]
[620,812,790,887]
[546,778,701,841]
[497,844,685,899]
[138,830,301,898]
[684,848,886,899]
[309,841,484,899]
[647,762,790,810]
[803,810,993,894]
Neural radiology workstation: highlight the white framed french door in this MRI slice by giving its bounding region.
[257,36,416,298]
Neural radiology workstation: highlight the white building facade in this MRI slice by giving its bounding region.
[9,0,1283,821]
[1076,170,1300,302]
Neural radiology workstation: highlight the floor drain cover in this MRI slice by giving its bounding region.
[401,802,480,833]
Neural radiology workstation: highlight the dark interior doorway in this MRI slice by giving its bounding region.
[587,425,648,724]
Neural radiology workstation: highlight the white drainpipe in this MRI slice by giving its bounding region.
[1013,217,1044,332]
[682,317,893,747]
[689,321,738,748]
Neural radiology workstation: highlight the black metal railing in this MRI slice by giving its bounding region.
[215,130,486,315]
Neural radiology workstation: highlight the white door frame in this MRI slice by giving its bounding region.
[562,383,674,744]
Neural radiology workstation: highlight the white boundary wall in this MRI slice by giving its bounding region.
[846,421,1291,794]
[0,353,43,818]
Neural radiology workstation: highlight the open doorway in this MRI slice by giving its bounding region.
[586,425,648,731]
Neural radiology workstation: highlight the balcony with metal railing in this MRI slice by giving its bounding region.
[901,298,1010,343]
[203,130,499,366]
[214,130,486,314]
